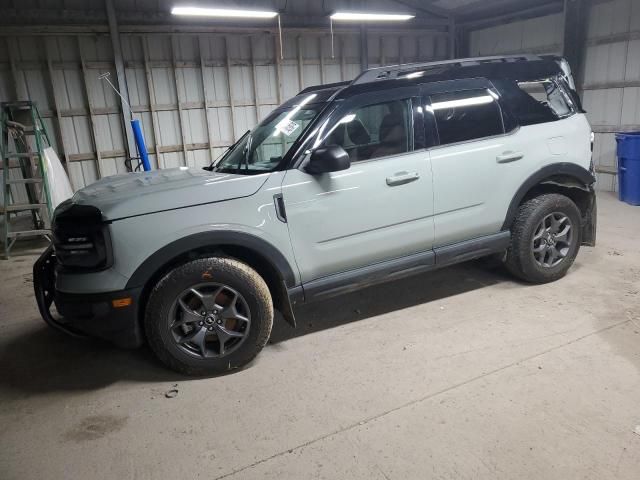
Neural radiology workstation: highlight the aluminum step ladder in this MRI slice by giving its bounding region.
[1,101,52,258]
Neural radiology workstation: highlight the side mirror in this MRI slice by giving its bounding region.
[304,146,351,175]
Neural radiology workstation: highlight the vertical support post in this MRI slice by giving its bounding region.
[170,35,188,165]
[7,37,27,100]
[44,39,71,174]
[141,36,163,169]
[224,36,237,141]
[2,108,10,252]
[360,25,368,72]
[249,36,261,122]
[379,36,385,67]
[563,0,589,89]
[319,36,326,84]
[448,17,456,59]
[274,33,283,104]
[105,0,136,160]
[198,35,214,163]
[339,36,346,81]
[77,37,103,179]
[296,36,304,90]
[459,27,471,58]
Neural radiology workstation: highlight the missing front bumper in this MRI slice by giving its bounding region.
[33,246,143,348]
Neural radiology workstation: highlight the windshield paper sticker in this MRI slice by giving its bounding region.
[276,120,300,136]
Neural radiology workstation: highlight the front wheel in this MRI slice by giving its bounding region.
[505,193,582,283]
[145,257,273,375]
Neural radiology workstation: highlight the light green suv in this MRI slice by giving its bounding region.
[35,55,597,375]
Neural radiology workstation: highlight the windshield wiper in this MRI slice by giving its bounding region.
[240,133,253,173]
[203,130,250,171]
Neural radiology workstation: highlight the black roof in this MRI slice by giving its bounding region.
[288,54,565,105]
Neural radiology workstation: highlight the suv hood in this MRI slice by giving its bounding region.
[72,167,269,221]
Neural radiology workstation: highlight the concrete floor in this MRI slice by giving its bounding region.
[1,191,639,479]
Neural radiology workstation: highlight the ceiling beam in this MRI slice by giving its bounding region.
[0,7,450,27]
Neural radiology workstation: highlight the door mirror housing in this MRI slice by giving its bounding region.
[304,146,350,175]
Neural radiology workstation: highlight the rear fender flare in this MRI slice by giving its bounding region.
[501,163,594,231]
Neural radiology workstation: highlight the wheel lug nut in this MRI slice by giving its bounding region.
[201,311,206,315]
[208,326,213,331]
[198,321,203,326]
[217,319,222,324]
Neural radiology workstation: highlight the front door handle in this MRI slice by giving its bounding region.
[496,151,524,163]
[386,171,420,186]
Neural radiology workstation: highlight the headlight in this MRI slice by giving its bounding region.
[52,203,113,270]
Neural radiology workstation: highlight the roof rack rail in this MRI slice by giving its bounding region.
[351,54,543,85]
[298,80,351,95]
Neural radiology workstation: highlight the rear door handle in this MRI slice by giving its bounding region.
[386,171,420,186]
[496,151,524,163]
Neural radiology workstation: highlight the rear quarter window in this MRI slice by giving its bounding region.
[493,77,575,126]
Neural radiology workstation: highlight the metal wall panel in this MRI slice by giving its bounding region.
[469,0,640,192]
[583,0,640,191]
[1,27,446,192]
[469,14,563,56]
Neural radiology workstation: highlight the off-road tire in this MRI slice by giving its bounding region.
[145,257,273,375]
[505,193,582,283]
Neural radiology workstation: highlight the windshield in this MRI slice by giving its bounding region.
[214,95,323,174]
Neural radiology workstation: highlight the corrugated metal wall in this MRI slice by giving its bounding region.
[469,13,564,56]
[0,30,448,191]
[468,0,640,192]
[582,0,640,191]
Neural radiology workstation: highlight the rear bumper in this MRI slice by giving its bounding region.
[33,245,143,348]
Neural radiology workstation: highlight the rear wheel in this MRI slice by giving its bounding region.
[145,257,273,375]
[505,193,582,283]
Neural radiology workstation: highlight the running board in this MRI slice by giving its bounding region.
[299,231,510,303]
[434,230,511,268]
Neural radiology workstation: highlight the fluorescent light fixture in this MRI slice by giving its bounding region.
[330,12,414,21]
[171,6,278,18]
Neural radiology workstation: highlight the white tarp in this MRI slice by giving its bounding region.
[42,146,73,210]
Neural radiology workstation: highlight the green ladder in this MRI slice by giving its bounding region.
[1,101,53,258]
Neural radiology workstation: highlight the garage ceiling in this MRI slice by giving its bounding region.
[1,0,565,26]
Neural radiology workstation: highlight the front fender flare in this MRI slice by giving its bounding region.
[125,230,297,290]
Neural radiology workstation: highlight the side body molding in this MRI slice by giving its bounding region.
[125,231,297,290]
[501,162,595,231]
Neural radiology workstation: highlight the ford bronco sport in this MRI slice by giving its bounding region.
[34,55,597,375]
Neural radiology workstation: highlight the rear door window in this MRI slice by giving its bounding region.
[430,89,504,145]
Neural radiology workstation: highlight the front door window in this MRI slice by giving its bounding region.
[319,99,414,162]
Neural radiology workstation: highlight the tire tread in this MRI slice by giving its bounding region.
[505,193,581,283]
[144,257,273,376]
